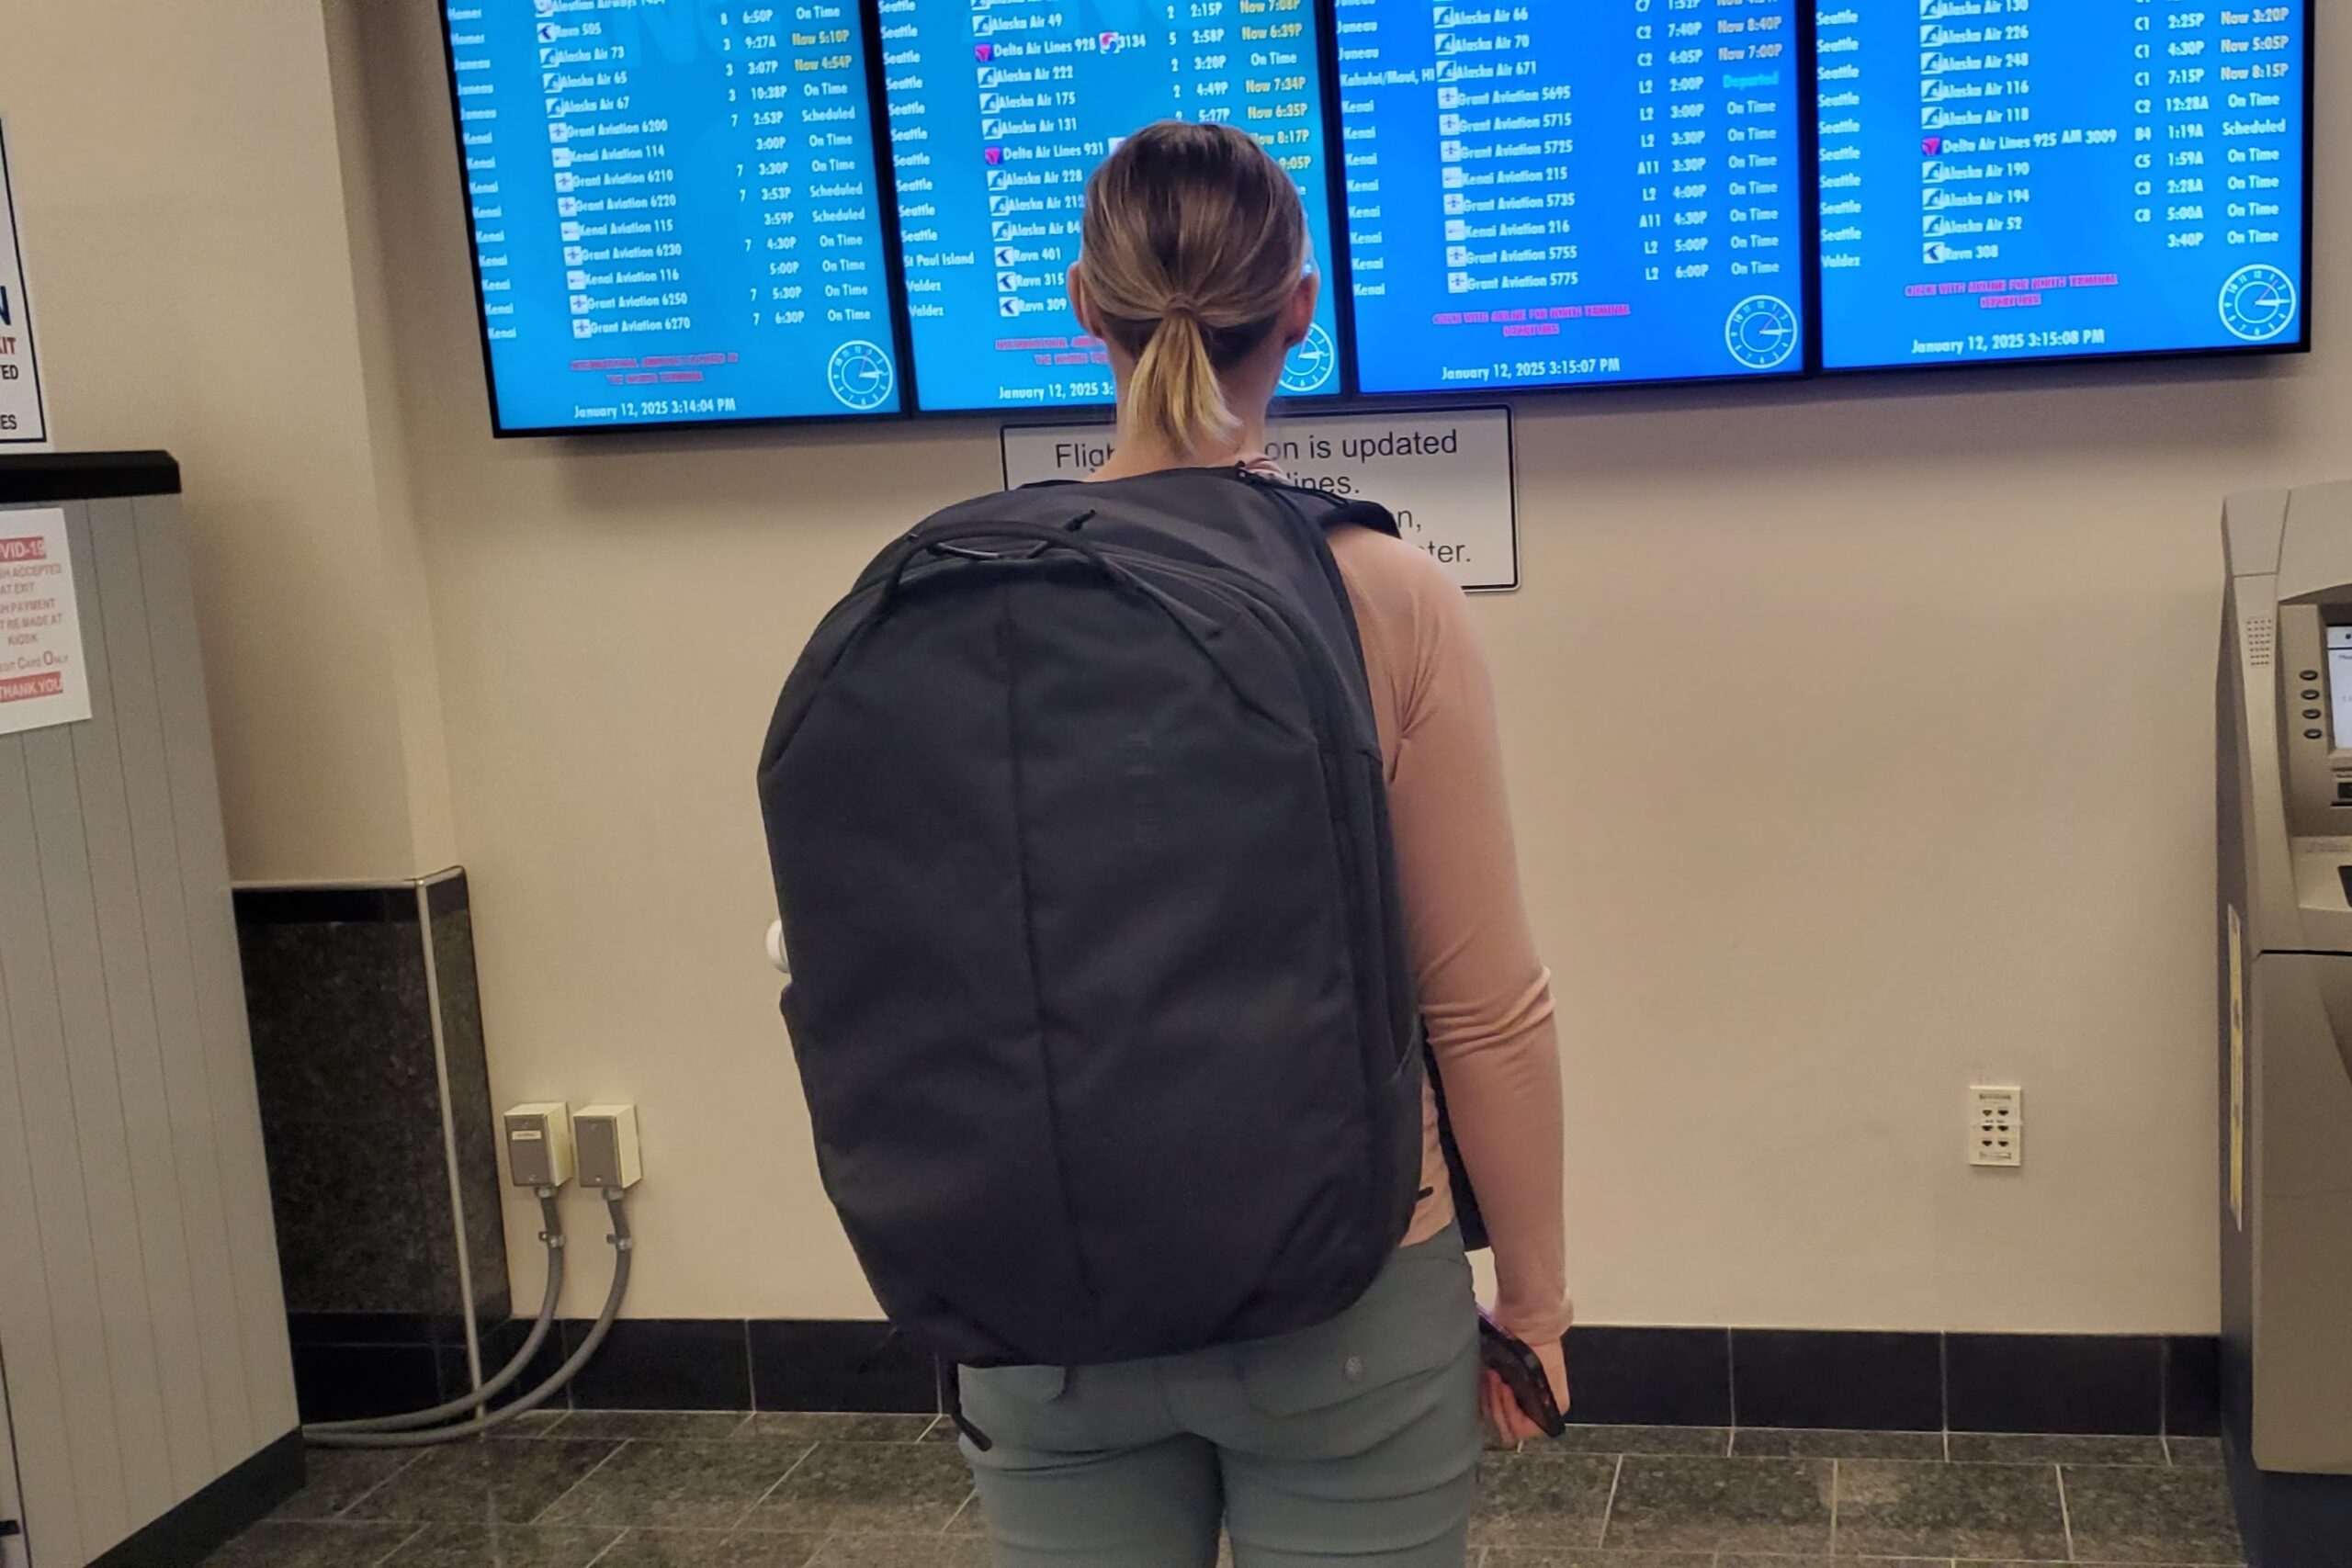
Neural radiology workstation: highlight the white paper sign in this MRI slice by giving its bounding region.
[0,509,89,735]
[0,120,50,447]
[1001,407,1519,592]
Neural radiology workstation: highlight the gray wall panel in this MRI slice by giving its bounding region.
[136,492,297,1442]
[0,733,131,1553]
[65,496,219,1498]
[0,801,84,1568]
[0,485,297,1563]
[82,494,254,1466]
[0,1363,28,1568]
[20,716,176,1526]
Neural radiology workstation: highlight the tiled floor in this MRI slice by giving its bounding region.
[208,1417,2244,1568]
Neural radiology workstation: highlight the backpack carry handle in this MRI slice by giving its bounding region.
[876,517,1123,610]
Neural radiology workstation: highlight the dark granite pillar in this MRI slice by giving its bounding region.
[235,869,509,1422]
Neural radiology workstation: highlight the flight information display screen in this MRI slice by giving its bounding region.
[441,1,2318,434]
[1333,0,1809,395]
[1817,3,2309,370]
[443,0,906,431]
[876,0,1345,412]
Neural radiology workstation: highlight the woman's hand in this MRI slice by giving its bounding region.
[1480,1334,1571,1448]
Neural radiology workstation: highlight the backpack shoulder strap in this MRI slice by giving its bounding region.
[1223,468,1403,541]
[1234,472,1491,1252]
[1318,498,1403,539]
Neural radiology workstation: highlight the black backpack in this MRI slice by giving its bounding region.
[757,467,1432,1369]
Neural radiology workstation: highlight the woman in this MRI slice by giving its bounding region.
[956,120,1572,1568]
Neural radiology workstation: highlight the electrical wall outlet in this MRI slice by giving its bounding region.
[1971,1085,2024,1168]
[504,1102,575,1188]
[573,1103,643,1190]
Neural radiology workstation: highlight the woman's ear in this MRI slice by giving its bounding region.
[1283,272,1321,349]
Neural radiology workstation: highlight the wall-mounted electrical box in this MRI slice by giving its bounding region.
[503,1102,574,1189]
[1970,1085,2025,1168]
[574,1104,643,1190]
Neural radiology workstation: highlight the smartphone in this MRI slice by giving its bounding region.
[1477,1314,1566,1438]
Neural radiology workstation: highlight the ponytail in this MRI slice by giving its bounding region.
[1074,122,1310,461]
[1126,308,1239,460]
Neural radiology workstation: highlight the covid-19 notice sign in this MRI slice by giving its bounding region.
[0,119,49,447]
[0,509,88,736]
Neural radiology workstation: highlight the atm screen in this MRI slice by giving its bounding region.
[2328,628,2352,750]
[878,1,1345,413]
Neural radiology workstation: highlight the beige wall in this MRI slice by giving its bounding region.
[344,0,2349,1334]
[0,0,453,882]
[52,2,2344,1330]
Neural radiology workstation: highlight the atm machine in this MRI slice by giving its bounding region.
[2219,481,2352,1567]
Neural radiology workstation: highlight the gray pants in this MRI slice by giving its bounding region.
[959,1228,1482,1568]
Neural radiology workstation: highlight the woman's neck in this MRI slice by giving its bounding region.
[1089,409,1272,482]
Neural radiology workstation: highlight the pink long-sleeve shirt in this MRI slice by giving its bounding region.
[1327,521,1573,1346]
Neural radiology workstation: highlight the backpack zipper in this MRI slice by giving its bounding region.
[1089,545,1405,1271]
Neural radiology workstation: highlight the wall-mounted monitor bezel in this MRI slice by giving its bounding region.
[876,0,1353,416]
[1808,4,2316,381]
[1329,0,1819,401]
[434,1,921,438]
[434,0,2316,440]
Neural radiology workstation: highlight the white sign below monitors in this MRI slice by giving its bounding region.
[1001,406,1519,593]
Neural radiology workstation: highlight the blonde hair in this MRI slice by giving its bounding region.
[1076,121,1310,459]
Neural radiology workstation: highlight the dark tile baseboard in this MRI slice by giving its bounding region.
[288,1309,531,1423]
[1566,1327,1730,1427]
[287,1314,945,1421]
[565,1318,754,1411]
[1701,1329,2207,1438]
[1563,1328,2212,1438]
[750,1320,938,1414]
[290,1341,447,1425]
[1946,1332,2165,1435]
[2166,1333,2224,1438]
[1732,1329,1943,1431]
[86,1428,302,1568]
[295,1317,2220,1435]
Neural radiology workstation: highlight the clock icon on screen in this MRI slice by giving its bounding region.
[2220,265,2299,343]
[827,340,897,412]
[1725,296,1800,370]
[1280,323,1339,395]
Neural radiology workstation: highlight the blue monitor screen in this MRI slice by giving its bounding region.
[1818,3,2309,370]
[443,1,906,431]
[877,0,1344,413]
[1334,0,1809,395]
